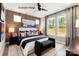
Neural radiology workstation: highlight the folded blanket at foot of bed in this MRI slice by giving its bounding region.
[18,35,39,45]
[21,37,47,49]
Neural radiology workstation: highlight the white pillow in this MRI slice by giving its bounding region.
[21,32,26,37]
[12,33,17,37]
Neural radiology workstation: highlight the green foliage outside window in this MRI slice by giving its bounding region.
[49,18,54,28]
[59,16,65,28]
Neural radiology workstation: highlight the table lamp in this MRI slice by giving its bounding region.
[9,27,15,37]
[76,20,79,28]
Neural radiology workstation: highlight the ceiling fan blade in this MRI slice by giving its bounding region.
[37,3,40,6]
[37,3,41,10]
[37,3,48,11]
[41,8,48,11]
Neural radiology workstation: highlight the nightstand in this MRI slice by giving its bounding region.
[9,36,19,45]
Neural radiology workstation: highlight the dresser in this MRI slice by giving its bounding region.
[66,39,79,56]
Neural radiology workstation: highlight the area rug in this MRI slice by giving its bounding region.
[8,45,23,56]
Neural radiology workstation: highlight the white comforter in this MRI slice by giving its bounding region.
[20,35,48,56]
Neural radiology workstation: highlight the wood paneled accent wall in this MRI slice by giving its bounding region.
[6,10,40,42]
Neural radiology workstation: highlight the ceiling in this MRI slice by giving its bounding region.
[3,3,76,18]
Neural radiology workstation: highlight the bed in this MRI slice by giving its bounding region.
[19,27,48,56]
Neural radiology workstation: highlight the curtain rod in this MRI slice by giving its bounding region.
[46,5,78,17]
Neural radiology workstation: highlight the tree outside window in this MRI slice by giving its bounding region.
[58,16,66,37]
[48,17,55,35]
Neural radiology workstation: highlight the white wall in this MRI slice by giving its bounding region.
[76,6,79,37]
[40,17,45,34]
[76,28,79,37]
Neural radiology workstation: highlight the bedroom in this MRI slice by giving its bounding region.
[0,3,79,56]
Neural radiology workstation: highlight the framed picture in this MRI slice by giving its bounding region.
[22,19,36,28]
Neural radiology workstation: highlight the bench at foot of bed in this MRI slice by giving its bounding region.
[35,38,55,56]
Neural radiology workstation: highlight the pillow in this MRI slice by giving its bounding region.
[31,30,38,35]
[21,32,26,37]
[26,31,30,36]
[12,33,17,37]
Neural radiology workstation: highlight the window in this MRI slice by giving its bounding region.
[48,17,55,35]
[47,14,66,37]
[57,16,66,37]
[13,15,21,22]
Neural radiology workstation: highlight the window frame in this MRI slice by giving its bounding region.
[47,13,66,37]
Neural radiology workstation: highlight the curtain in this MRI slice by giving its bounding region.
[66,6,77,46]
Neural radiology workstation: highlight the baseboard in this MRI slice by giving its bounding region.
[56,40,66,45]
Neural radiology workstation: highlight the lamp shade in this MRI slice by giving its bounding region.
[9,28,14,33]
[36,19,39,24]
[39,27,43,31]
[76,20,79,28]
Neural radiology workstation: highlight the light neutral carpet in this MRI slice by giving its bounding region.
[7,42,66,56]
[3,44,9,56]
[29,43,66,56]
[8,45,23,56]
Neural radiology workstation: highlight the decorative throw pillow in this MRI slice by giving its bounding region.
[12,33,17,37]
[21,32,26,37]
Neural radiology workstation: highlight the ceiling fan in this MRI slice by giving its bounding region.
[37,3,48,11]
[18,3,48,11]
